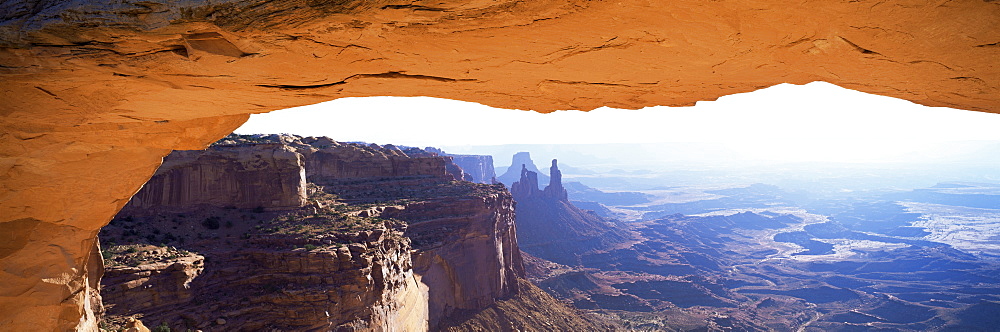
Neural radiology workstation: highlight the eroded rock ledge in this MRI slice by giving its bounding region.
[0,0,998,330]
[99,134,528,331]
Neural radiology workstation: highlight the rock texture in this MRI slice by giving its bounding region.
[102,137,440,331]
[1,1,999,330]
[126,143,307,213]
[292,137,458,182]
[101,253,205,316]
[101,222,424,331]
[383,194,523,328]
[511,160,629,266]
[2,1,997,114]
[123,317,150,332]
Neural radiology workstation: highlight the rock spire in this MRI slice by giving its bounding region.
[510,158,628,265]
[543,159,567,201]
[511,159,568,201]
[510,164,540,200]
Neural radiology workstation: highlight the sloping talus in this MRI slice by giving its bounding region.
[0,0,998,330]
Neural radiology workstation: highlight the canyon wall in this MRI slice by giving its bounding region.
[102,225,425,331]
[292,136,458,182]
[100,135,530,331]
[425,148,496,184]
[447,155,496,184]
[124,143,307,213]
[383,194,524,327]
[1,1,998,330]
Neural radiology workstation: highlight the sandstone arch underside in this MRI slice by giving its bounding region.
[1,0,998,330]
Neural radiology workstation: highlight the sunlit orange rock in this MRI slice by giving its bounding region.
[1,0,998,330]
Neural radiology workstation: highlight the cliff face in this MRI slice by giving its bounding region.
[383,193,523,327]
[512,159,629,266]
[423,147,496,184]
[125,143,307,212]
[100,135,564,331]
[101,222,424,331]
[449,155,497,184]
[101,252,205,316]
[450,155,496,184]
[290,136,457,182]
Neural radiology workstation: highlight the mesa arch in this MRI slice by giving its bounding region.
[1,0,997,330]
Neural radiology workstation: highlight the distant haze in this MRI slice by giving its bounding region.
[235,82,1000,164]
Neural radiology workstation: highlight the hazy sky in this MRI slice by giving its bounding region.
[235,82,1000,163]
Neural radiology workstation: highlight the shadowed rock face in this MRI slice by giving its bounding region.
[447,155,496,184]
[1,1,999,329]
[421,147,496,184]
[384,195,524,328]
[543,159,566,201]
[512,160,628,265]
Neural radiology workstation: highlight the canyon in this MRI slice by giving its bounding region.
[510,158,630,266]
[96,134,606,331]
[489,149,1000,331]
[424,147,496,184]
[1,0,999,330]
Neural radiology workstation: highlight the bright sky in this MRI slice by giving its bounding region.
[235,82,1000,163]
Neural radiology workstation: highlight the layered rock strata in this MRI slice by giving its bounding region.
[101,252,205,315]
[382,194,523,327]
[101,218,423,331]
[99,135,601,331]
[104,136,446,331]
[125,143,307,212]
[290,136,459,182]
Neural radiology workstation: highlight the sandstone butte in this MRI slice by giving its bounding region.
[0,0,998,331]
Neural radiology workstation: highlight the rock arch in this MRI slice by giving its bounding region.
[1,0,998,330]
